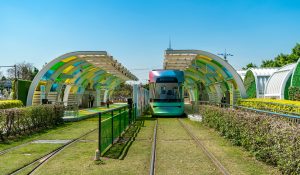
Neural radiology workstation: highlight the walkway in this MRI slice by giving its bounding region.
[63,103,127,121]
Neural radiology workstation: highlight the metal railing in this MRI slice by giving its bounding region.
[238,99,300,116]
[196,101,300,124]
[95,103,137,160]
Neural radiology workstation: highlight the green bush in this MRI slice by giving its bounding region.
[200,105,300,175]
[238,98,300,115]
[289,86,300,101]
[0,104,64,141]
[16,80,32,105]
[0,100,23,109]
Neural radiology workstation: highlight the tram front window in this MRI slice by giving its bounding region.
[153,83,181,102]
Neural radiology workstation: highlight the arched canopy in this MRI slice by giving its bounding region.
[264,63,296,99]
[291,58,300,87]
[27,51,138,106]
[164,49,246,103]
[243,68,278,98]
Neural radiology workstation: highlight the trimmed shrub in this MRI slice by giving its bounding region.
[0,100,23,109]
[238,98,300,115]
[16,80,32,105]
[200,105,300,175]
[289,86,300,101]
[0,104,64,141]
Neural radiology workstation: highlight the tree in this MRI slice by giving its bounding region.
[292,43,300,57]
[242,62,257,70]
[141,83,149,90]
[6,62,39,81]
[261,59,277,67]
[260,43,300,68]
[111,82,133,101]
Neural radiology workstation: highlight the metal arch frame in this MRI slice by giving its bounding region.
[164,49,247,98]
[183,58,237,102]
[27,51,138,106]
[194,51,246,97]
[245,68,278,98]
[265,70,293,99]
[264,64,296,99]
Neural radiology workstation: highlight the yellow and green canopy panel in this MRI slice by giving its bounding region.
[26,51,138,107]
[164,49,246,104]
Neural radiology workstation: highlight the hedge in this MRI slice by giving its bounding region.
[0,100,23,109]
[16,79,32,105]
[238,98,300,115]
[200,105,300,175]
[0,104,64,141]
[289,86,300,101]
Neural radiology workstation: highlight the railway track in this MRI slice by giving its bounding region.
[8,128,98,175]
[149,119,158,175]
[177,118,230,175]
[0,118,97,157]
[149,118,230,175]
[0,142,31,156]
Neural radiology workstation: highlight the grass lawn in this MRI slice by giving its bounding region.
[4,115,281,175]
[155,118,220,175]
[0,117,100,174]
[0,117,99,152]
[0,143,63,175]
[0,105,128,174]
[32,116,155,175]
[181,118,281,175]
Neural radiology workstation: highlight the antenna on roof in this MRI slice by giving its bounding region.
[167,37,173,50]
[218,49,233,62]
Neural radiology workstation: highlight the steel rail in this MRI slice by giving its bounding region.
[149,119,158,175]
[177,118,230,175]
[9,128,98,175]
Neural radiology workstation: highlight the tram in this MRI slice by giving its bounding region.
[149,69,185,117]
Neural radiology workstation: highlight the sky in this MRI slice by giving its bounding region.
[1,0,300,83]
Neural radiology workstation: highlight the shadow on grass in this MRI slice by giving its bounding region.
[151,113,188,118]
[103,116,154,159]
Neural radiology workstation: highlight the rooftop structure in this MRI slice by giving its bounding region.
[243,68,278,98]
[164,49,246,104]
[27,51,138,106]
[264,63,296,99]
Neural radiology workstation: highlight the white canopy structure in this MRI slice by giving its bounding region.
[243,68,278,98]
[264,63,296,99]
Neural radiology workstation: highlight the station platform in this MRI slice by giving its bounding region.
[63,103,127,122]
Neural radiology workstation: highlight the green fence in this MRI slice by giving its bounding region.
[97,104,137,156]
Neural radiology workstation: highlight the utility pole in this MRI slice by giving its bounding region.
[0,65,17,80]
[218,49,233,62]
